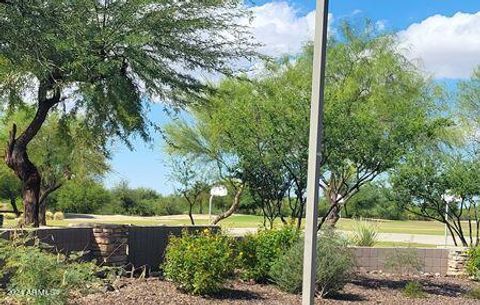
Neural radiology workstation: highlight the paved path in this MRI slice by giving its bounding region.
[225,227,456,246]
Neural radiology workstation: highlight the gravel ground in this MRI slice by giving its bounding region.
[72,274,480,305]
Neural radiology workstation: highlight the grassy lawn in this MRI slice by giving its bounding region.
[373,241,436,248]
[2,214,474,237]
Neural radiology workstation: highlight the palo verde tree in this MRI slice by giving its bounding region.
[391,148,480,247]
[166,22,446,230]
[168,155,210,225]
[0,0,256,226]
[392,66,480,247]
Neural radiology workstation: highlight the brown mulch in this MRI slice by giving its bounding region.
[72,273,480,305]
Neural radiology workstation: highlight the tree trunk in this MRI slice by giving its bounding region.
[211,183,244,225]
[4,81,60,227]
[5,137,42,227]
[188,203,195,225]
[325,194,340,227]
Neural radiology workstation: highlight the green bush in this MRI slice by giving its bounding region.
[403,281,425,298]
[163,229,235,295]
[467,286,480,299]
[269,229,354,297]
[467,246,480,280]
[236,226,299,282]
[351,220,378,247]
[0,238,104,305]
[54,179,113,214]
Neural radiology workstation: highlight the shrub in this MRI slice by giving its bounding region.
[351,220,378,247]
[0,237,104,305]
[269,229,354,297]
[385,248,423,275]
[467,286,480,299]
[403,281,425,298]
[163,229,235,295]
[53,212,64,221]
[236,226,299,282]
[467,246,480,280]
[45,211,54,221]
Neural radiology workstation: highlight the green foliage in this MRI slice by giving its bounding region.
[54,179,112,214]
[467,286,480,299]
[236,226,300,282]
[391,148,480,247]
[269,230,354,297]
[0,238,104,305]
[351,220,378,247]
[403,281,425,298]
[385,248,423,275]
[347,183,407,220]
[166,22,446,228]
[163,229,235,295]
[107,182,161,216]
[467,246,480,280]
[0,0,257,144]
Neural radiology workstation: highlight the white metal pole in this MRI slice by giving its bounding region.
[302,1,329,304]
[209,195,214,221]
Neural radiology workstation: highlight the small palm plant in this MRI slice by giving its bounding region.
[351,219,378,247]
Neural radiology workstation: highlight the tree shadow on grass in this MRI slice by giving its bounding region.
[351,275,469,298]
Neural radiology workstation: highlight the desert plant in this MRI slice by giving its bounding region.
[269,230,354,297]
[467,246,480,280]
[236,226,299,282]
[403,281,425,298]
[467,286,480,299]
[53,212,64,221]
[163,229,235,295]
[351,220,378,247]
[0,237,105,305]
[385,248,423,275]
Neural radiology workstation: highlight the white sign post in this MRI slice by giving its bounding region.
[209,185,228,220]
[302,1,329,304]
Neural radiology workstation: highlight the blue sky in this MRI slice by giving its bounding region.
[104,0,480,194]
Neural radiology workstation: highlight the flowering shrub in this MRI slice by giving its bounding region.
[236,226,299,282]
[163,229,235,295]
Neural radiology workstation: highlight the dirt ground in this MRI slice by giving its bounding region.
[73,273,480,305]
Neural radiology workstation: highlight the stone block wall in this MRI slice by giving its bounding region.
[91,224,129,267]
[352,247,449,275]
[447,247,469,276]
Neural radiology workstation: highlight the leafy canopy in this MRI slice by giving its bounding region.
[0,0,257,145]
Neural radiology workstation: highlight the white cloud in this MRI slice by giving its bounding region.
[250,2,320,57]
[398,12,480,79]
